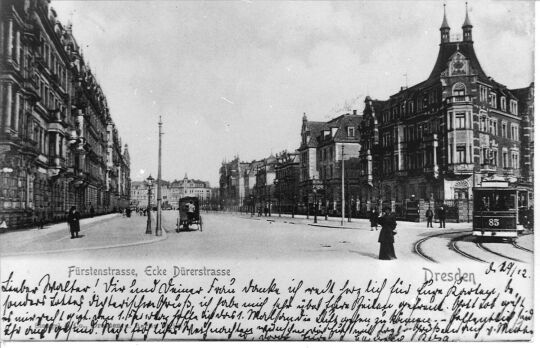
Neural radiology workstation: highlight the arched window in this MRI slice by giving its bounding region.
[452,83,466,96]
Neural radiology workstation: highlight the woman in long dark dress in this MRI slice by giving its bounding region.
[377,207,397,260]
[68,206,80,239]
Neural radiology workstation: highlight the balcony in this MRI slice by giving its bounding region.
[480,164,497,173]
[448,163,474,175]
[423,165,439,175]
[49,156,66,168]
[446,96,472,104]
[503,167,519,176]
[396,170,408,177]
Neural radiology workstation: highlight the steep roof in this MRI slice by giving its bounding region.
[305,121,326,147]
[428,41,488,81]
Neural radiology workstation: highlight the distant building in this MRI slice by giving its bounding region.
[130,175,211,209]
[169,174,212,208]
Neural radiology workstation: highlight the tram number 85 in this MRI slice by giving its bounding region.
[488,218,500,227]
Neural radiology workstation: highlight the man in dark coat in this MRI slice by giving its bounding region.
[369,209,379,231]
[426,207,434,228]
[377,207,397,260]
[438,206,446,228]
[67,206,80,239]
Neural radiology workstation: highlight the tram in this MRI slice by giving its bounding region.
[472,180,532,239]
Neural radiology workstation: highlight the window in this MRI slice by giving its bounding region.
[510,124,518,140]
[503,150,508,168]
[510,100,518,115]
[501,97,506,111]
[479,85,489,102]
[456,146,466,163]
[502,122,507,138]
[455,113,466,129]
[347,127,355,137]
[489,93,497,108]
[480,116,487,132]
[492,149,498,166]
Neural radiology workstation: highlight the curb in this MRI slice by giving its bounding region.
[1,213,168,258]
[308,223,358,230]
[1,233,168,258]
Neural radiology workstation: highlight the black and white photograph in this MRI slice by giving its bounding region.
[0,0,536,342]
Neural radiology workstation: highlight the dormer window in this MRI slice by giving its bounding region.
[501,96,507,111]
[347,127,355,137]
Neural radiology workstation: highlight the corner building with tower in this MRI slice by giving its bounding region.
[357,5,533,221]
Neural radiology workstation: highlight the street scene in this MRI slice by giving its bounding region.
[0,0,534,262]
[0,1,536,342]
[0,211,533,264]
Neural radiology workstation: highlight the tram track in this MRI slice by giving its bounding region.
[412,229,472,263]
[475,241,523,262]
[512,241,533,253]
[449,234,488,263]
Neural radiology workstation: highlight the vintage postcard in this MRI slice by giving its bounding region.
[0,0,536,342]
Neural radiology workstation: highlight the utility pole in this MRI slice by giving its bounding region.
[341,144,345,226]
[155,116,163,236]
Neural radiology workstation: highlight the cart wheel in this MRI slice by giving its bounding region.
[200,216,203,232]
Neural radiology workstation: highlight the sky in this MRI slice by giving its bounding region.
[51,0,535,187]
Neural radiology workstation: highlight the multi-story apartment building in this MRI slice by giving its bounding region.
[0,0,129,228]
[254,154,277,213]
[168,174,212,208]
[274,151,300,214]
[219,156,250,210]
[298,111,362,214]
[358,6,533,221]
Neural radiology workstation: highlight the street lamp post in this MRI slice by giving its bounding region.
[155,116,163,236]
[324,178,328,221]
[347,179,352,222]
[145,174,154,234]
[341,144,345,226]
[274,178,281,217]
[313,185,318,224]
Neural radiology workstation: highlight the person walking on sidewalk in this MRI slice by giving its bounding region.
[426,207,434,228]
[67,206,80,239]
[369,208,379,231]
[438,206,446,228]
[377,207,397,260]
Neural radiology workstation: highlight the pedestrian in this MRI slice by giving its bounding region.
[369,208,379,231]
[67,206,80,239]
[0,216,7,231]
[438,206,446,228]
[426,207,434,228]
[527,205,534,230]
[126,207,131,218]
[377,207,397,260]
[39,212,45,229]
[90,205,95,217]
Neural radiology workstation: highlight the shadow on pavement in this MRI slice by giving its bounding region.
[348,249,379,260]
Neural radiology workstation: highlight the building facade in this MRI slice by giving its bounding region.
[0,0,130,228]
[358,6,533,221]
[298,111,362,215]
[130,175,212,209]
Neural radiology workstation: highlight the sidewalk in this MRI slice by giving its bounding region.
[0,213,166,257]
[210,211,472,233]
